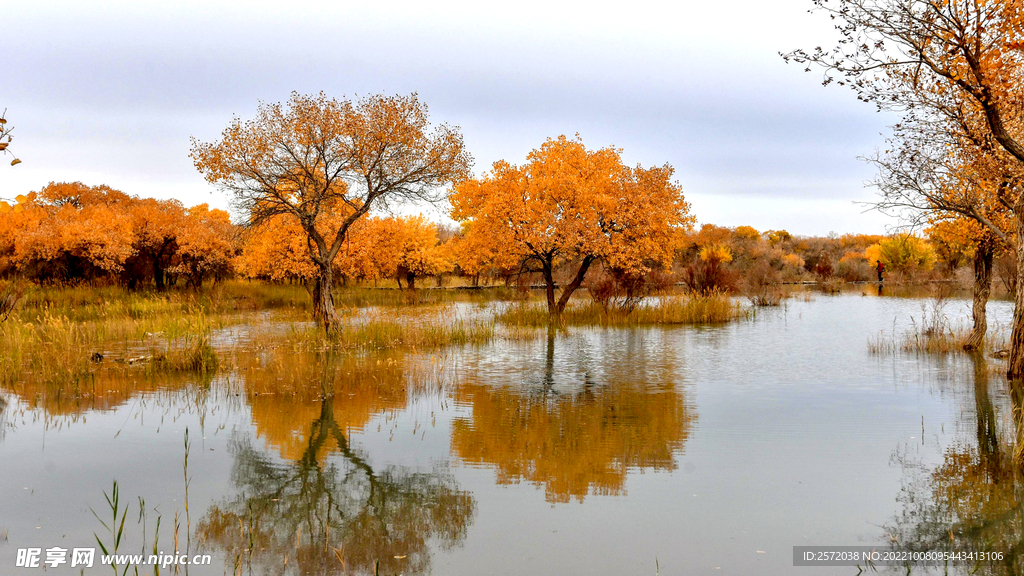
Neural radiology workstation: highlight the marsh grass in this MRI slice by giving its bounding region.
[818,276,845,294]
[0,305,221,387]
[1,281,742,408]
[248,308,498,352]
[748,288,785,307]
[867,296,1009,355]
[497,291,744,327]
[867,325,1009,355]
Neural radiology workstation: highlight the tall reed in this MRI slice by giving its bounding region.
[497,291,744,327]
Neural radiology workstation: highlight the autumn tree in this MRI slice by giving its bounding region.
[235,214,319,282]
[869,84,1015,349]
[450,135,692,316]
[448,221,509,286]
[929,217,1009,350]
[785,0,1024,377]
[125,198,186,289]
[1,182,239,289]
[191,92,471,331]
[385,215,452,289]
[6,183,135,282]
[170,204,237,288]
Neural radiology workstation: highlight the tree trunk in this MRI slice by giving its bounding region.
[964,239,994,351]
[406,271,416,290]
[309,264,339,332]
[1008,215,1024,382]
[554,256,595,316]
[542,261,557,315]
[154,265,165,291]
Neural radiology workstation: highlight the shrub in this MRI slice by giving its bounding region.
[587,266,675,313]
[865,234,936,275]
[742,260,785,306]
[682,246,737,295]
[818,276,844,294]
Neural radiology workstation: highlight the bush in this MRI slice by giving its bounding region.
[835,256,872,282]
[865,234,936,275]
[818,276,844,294]
[587,266,675,313]
[681,246,737,295]
[742,260,785,306]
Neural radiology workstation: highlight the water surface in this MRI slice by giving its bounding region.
[1,292,1019,575]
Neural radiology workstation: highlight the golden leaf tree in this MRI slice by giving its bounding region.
[0,183,135,281]
[929,216,1010,350]
[126,197,187,290]
[450,135,693,316]
[871,84,1015,350]
[170,204,237,288]
[191,92,472,330]
[786,0,1024,378]
[1,182,240,289]
[382,215,452,289]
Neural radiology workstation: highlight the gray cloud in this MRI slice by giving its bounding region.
[3,0,898,235]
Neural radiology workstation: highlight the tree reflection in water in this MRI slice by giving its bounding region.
[889,354,1024,574]
[452,328,695,503]
[199,352,474,576]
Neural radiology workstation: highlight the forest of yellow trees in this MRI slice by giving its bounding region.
[0,93,1008,334]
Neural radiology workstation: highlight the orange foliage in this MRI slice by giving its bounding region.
[450,135,693,314]
[191,92,471,328]
[0,182,237,287]
[171,204,236,288]
[237,212,451,288]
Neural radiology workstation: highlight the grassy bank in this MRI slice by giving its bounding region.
[497,292,744,327]
[0,281,744,394]
[247,309,499,352]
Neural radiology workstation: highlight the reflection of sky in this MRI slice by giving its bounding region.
[4,0,898,234]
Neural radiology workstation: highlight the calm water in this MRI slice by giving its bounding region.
[1,292,1020,575]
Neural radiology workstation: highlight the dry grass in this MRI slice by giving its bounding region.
[867,297,1008,355]
[817,276,845,294]
[867,325,1008,355]
[748,288,785,307]
[0,281,744,406]
[497,291,744,327]
[234,305,499,353]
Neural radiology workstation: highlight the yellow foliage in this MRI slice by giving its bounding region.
[698,244,732,263]
[733,225,760,241]
[781,253,805,269]
[865,234,937,272]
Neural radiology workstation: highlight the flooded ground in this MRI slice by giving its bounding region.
[1,291,1021,575]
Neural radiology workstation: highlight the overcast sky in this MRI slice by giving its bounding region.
[3,0,901,235]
